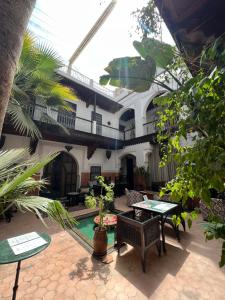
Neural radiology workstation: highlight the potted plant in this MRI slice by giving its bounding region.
[134,166,150,190]
[85,176,114,257]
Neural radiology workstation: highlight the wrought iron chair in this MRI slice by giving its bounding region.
[117,211,161,272]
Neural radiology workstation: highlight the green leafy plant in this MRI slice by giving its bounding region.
[100,37,188,93]
[85,176,114,229]
[101,13,225,265]
[132,0,162,38]
[100,56,156,92]
[103,1,225,266]
[8,32,77,139]
[0,148,76,229]
[202,222,225,267]
[156,36,225,267]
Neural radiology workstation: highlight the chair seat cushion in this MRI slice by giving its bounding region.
[80,187,89,193]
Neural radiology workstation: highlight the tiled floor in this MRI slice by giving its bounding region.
[0,210,224,300]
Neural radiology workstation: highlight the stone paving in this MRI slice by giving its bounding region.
[0,211,225,300]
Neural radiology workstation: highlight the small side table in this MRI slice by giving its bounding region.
[0,232,51,300]
[67,192,80,206]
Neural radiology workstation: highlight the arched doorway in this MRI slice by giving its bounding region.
[119,109,135,140]
[43,152,78,198]
[120,154,136,189]
[144,92,166,135]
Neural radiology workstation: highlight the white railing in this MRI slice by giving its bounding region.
[59,65,115,98]
[57,112,75,129]
[101,125,122,140]
[33,105,47,121]
[92,81,114,98]
[69,68,91,86]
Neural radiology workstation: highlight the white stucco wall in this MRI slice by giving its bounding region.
[115,84,167,138]
[30,82,169,142]
[117,142,153,168]
[2,134,30,154]
[2,134,153,176]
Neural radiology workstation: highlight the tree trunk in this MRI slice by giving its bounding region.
[0,0,36,135]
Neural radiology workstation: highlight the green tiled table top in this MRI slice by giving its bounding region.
[0,232,51,264]
[132,199,178,214]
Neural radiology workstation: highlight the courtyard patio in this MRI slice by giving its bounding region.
[0,208,224,300]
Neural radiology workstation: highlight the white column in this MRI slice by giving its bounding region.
[134,103,145,137]
[92,120,97,134]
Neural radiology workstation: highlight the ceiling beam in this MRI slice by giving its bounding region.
[68,0,117,70]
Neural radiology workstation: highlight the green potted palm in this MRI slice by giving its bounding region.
[85,176,114,257]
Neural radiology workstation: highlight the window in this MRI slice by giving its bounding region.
[90,166,101,181]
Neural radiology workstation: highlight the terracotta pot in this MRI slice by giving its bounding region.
[134,175,146,190]
[93,227,108,257]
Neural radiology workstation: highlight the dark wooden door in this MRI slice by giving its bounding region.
[43,152,77,197]
[126,157,134,189]
[63,153,77,194]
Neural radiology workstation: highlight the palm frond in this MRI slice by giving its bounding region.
[19,32,37,67]
[4,196,76,229]
[9,177,47,195]
[0,148,28,181]
[50,83,77,101]
[0,149,76,229]
[12,84,30,104]
[7,101,42,139]
[0,152,58,198]
[45,200,77,228]
[10,32,78,138]
[37,42,62,68]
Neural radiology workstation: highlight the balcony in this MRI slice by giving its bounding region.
[124,128,135,140]
[143,120,158,135]
[58,66,116,99]
[24,103,124,141]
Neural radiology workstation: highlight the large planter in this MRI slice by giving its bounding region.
[134,175,146,190]
[93,227,108,257]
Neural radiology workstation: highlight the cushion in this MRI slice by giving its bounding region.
[161,194,170,201]
[80,187,89,193]
[200,198,225,221]
[114,196,133,212]
[126,189,143,207]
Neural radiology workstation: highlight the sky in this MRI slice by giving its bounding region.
[29,0,174,83]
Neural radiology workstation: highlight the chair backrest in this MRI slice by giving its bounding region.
[117,212,160,248]
[125,189,143,207]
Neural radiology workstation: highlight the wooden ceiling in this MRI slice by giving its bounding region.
[155,0,225,71]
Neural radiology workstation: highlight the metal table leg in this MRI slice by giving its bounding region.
[161,215,166,253]
[12,260,21,300]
